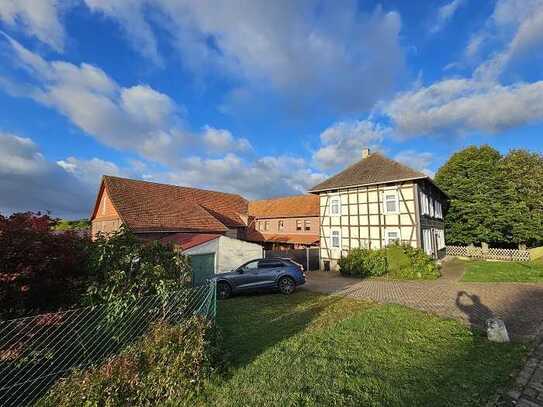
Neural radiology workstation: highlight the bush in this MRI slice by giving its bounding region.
[338,248,387,278]
[0,212,90,318]
[37,316,222,406]
[387,243,440,280]
[338,244,439,280]
[85,226,192,319]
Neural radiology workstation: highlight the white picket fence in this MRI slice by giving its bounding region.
[446,245,531,262]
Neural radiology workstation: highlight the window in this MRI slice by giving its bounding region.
[384,192,399,214]
[331,230,340,248]
[304,220,311,231]
[278,220,284,230]
[435,201,443,219]
[296,220,302,231]
[258,260,284,269]
[420,191,430,216]
[385,229,400,246]
[264,221,270,231]
[330,197,340,215]
[422,229,432,255]
[241,260,259,272]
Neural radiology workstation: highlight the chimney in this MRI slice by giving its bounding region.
[362,148,370,159]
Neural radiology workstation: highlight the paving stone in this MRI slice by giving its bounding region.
[303,261,543,407]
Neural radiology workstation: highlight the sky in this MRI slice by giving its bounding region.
[1,0,543,219]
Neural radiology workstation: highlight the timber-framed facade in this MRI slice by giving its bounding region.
[309,149,448,271]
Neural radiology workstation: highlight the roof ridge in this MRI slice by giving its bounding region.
[372,152,428,178]
[103,175,247,200]
[308,152,429,192]
[250,194,315,203]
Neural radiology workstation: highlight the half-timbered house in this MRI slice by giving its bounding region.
[309,149,448,271]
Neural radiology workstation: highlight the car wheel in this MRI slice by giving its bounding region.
[278,276,295,295]
[217,281,231,300]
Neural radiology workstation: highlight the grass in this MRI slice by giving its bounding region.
[462,260,543,283]
[198,291,527,407]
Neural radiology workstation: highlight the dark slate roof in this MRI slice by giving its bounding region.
[309,153,428,192]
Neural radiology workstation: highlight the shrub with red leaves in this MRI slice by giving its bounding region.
[0,212,90,318]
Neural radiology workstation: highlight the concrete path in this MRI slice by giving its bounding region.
[303,258,543,340]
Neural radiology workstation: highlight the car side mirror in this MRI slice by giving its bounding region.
[237,268,244,274]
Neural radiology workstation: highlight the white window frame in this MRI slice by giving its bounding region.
[330,196,341,216]
[384,228,401,246]
[331,230,341,248]
[383,191,400,214]
[422,229,432,255]
[435,201,443,219]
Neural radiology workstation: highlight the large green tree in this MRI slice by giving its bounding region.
[434,146,511,246]
[499,150,543,245]
[435,146,543,247]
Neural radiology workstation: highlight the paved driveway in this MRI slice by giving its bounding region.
[303,259,543,341]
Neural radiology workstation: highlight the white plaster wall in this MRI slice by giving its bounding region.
[183,236,263,274]
[217,236,263,273]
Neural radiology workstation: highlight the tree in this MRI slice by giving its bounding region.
[86,226,191,308]
[53,219,91,232]
[499,150,543,245]
[435,146,543,247]
[434,146,510,246]
[0,212,90,318]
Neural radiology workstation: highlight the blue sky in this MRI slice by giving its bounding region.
[1,0,542,218]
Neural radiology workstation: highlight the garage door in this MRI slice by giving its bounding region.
[190,253,215,287]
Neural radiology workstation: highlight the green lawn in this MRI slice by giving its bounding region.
[462,260,543,282]
[198,291,527,407]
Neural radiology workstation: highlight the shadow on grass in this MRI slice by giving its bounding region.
[207,300,528,407]
[215,290,369,371]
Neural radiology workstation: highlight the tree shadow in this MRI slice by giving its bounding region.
[216,290,367,371]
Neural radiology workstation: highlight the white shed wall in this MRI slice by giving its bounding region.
[182,236,263,274]
[217,236,263,273]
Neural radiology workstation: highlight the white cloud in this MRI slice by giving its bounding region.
[1,36,250,165]
[202,126,252,154]
[466,0,543,79]
[385,78,543,135]
[394,150,434,177]
[0,132,118,218]
[431,0,465,34]
[82,0,404,114]
[313,120,389,169]
[84,0,161,64]
[57,157,122,186]
[164,153,326,200]
[0,0,65,51]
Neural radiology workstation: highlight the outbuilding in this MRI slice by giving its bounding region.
[161,233,263,285]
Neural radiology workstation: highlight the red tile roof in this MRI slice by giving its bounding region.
[94,176,248,233]
[248,195,319,219]
[246,230,319,245]
[160,233,220,250]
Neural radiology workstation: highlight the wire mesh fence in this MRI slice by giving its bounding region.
[0,281,216,407]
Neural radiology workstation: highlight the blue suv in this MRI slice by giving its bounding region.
[214,258,306,299]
